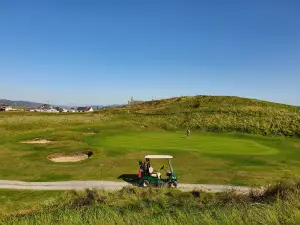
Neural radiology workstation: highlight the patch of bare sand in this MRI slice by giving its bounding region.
[50,155,88,162]
[48,151,93,163]
[21,139,52,144]
[85,132,97,135]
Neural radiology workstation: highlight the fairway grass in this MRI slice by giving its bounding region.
[95,131,279,155]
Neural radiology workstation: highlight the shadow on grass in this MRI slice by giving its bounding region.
[118,174,139,186]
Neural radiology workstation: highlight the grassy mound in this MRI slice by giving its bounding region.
[2,180,300,224]
[125,95,300,137]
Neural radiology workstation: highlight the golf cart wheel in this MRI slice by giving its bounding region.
[169,181,178,188]
[142,180,150,187]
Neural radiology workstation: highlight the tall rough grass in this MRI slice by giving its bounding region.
[3,180,300,224]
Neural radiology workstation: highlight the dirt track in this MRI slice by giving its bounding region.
[0,180,251,193]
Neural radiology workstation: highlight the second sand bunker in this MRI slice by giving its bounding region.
[48,151,93,163]
[21,139,52,144]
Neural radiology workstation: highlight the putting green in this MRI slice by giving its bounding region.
[97,131,279,155]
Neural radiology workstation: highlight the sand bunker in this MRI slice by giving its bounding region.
[48,151,93,163]
[21,139,52,144]
[85,132,97,135]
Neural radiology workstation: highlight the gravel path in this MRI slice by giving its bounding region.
[0,180,251,193]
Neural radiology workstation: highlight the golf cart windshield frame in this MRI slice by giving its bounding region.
[168,159,174,173]
[145,155,173,159]
[145,155,174,173]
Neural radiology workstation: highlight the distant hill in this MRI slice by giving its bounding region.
[0,99,125,110]
[0,99,44,108]
[55,104,125,109]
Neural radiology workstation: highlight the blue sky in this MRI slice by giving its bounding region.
[0,0,299,106]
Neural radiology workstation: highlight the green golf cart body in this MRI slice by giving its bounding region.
[138,155,178,188]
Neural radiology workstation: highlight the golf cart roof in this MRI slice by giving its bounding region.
[145,155,173,159]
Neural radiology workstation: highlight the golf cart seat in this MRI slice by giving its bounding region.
[149,167,161,178]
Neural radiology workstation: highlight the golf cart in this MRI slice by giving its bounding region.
[138,155,178,188]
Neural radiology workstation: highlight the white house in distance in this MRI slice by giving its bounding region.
[54,107,69,113]
[0,105,13,111]
[31,104,58,113]
[69,108,77,113]
[77,107,93,112]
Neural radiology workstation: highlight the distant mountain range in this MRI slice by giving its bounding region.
[0,99,43,108]
[0,99,125,109]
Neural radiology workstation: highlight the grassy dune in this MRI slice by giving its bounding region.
[2,180,300,224]
[128,95,300,136]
